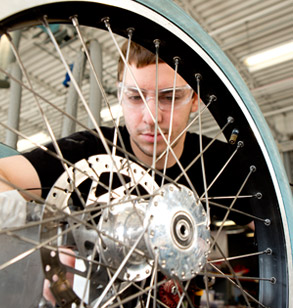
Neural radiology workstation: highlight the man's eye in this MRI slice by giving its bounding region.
[128,95,142,101]
[160,91,174,101]
[161,93,183,102]
[126,91,142,101]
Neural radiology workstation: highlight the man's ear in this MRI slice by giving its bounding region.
[191,92,198,113]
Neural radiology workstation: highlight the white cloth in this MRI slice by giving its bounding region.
[0,190,27,228]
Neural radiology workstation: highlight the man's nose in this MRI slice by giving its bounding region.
[142,96,162,124]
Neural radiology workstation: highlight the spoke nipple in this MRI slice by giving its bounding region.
[153,39,160,48]
[127,27,135,36]
[270,277,276,284]
[209,94,217,102]
[265,248,272,255]
[250,165,256,172]
[255,192,262,199]
[237,141,244,148]
[195,73,202,81]
[101,17,110,27]
[70,15,78,26]
[264,218,271,226]
[173,56,181,65]
[227,116,234,123]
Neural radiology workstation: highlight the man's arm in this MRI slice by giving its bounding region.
[0,155,41,200]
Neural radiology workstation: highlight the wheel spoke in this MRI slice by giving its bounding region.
[0,1,291,307]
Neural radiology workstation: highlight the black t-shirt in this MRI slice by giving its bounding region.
[23,126,251,224]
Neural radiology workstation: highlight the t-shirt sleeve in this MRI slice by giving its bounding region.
[23,130,101,198]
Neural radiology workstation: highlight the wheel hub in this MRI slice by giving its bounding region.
[145,184,210,280]
[98,200,152,282]
[98,182,210,282]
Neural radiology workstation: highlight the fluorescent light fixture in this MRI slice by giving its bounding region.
[244,41,293,72]
[17,132,51,152]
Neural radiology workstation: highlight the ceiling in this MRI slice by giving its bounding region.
[0,0,292,153]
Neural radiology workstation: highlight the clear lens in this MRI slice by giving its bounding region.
[118,83,193,110]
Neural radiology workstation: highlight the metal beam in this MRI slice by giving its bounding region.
[61,50,86,137]
[208,0,292,37]
[88,40,102,128]
[5,63,23,149]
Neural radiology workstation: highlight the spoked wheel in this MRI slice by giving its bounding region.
[0,1,292,307]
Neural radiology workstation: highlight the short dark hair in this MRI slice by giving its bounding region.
[117,41,164,81]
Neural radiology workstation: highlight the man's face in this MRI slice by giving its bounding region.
[121,63,198,168]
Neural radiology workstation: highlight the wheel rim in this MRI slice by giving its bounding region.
[0,1,292,307]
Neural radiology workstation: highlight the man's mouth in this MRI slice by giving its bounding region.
[140,131,168,143]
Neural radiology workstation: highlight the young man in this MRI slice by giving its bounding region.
[0,41,242,205]
[0,41,251,306]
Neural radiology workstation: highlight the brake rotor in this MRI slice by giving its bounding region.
[41,155,210,306]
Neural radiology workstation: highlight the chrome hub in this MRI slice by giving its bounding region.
[145,184,210,280]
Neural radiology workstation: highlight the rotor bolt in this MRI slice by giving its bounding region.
[171,286,177,295]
